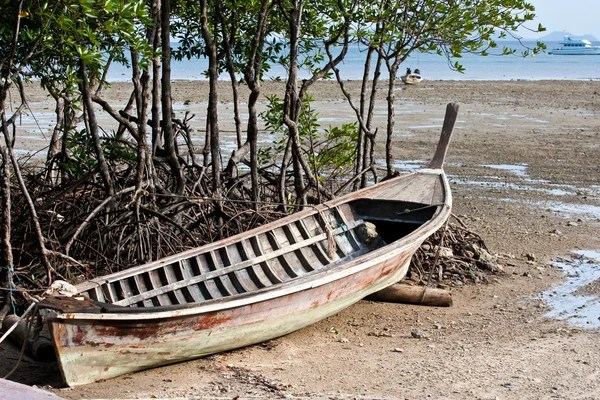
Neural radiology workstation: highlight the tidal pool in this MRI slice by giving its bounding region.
[542,250,600,329]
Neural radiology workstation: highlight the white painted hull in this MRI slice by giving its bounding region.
[548,48,600,55]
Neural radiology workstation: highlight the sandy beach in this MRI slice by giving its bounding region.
[3,79,600,399]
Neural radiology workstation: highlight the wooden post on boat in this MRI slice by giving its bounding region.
[366,284,452,307]
[427,102,459,169]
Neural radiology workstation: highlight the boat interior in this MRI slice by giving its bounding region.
[72,199,438,310]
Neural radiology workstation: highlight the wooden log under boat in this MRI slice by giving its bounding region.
[38,104,459,386]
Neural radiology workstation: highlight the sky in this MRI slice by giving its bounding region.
[524,0,600,39]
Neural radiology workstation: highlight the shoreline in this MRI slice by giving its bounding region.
[18,78,600,103]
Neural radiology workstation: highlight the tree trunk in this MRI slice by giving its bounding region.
[247,85,260,205]
[243,0,271,206]
[45,96,64,184]
[0,145,13,277]
[151,0,162,159]
[355,47,374,187]
[363,52,383,187]
[79,58,115,196]
[282,2,307,204]
[161,0,185,195]
[385,64,398,178]
[200,0,221,195]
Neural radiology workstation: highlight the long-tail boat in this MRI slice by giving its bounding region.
[38,103,459,387]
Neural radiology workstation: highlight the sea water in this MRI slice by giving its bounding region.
[106,41,600,82]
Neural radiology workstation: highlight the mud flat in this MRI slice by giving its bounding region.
[1,79,599,399]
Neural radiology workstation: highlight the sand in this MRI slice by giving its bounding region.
[2,79,600,399]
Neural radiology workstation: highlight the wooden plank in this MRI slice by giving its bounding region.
[430,178,445,204]
[113,221,363,306]
[178,259,203,302]
[145,270,171,306]
[195,254,221,300]
[206,251,235,297]
[220,246,251,293]
[230,243,259,291]
[90,286,105,302]
[101,282,117,304]
[370,174,439,204]
[281,224,314,276]
[258,232,291,282]
[248,236,283,284]
[331,204,361,251]
[239,240,270,288]
[298,217,330,267]
[160,264,188,305]
[266,229,301,279]
[132,275,153,308]
[294,219,330,268]
[114,279,132,300]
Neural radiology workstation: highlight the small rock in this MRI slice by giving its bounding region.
[469,244,496,264]
[434,246,454,258]
[434,323,442,329]
[567,221,578,227]
[356,222,380,244]
[411,328,429,339]
[392,347,404,352]
[550,229,562,236]
[524,253,536,262]
[523,272,531,277]
[339,337,350,343]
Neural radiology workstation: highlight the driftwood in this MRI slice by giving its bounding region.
[366,284,452,307]
[1,315,56,361]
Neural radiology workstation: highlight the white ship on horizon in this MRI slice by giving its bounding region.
[549,35,600,55]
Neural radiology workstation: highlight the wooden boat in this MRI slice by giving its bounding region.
[38,104,458,387]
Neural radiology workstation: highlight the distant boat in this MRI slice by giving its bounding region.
[401,68,423,84]
[549,35,600,55]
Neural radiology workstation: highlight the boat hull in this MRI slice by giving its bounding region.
[49,250,414,386]
[548,49,600,55]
